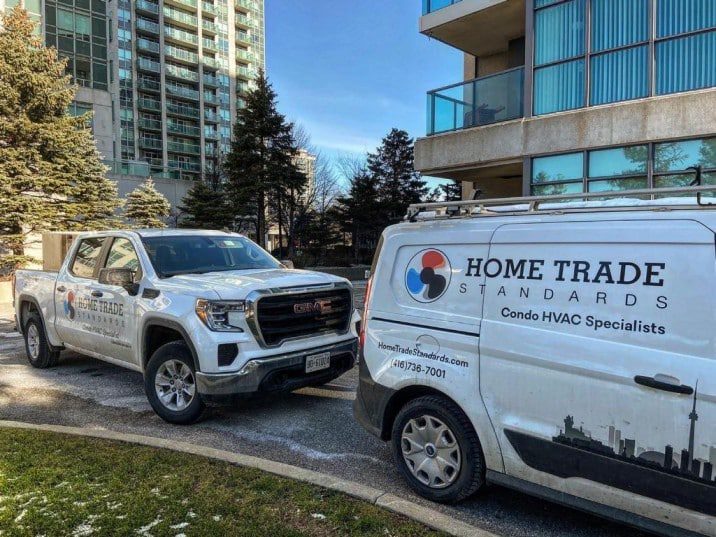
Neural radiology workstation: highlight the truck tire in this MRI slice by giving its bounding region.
[144,341,206,425]
[23,314,59,369]
[391,395,485,503]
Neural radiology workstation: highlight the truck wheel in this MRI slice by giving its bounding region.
[144,341,206,425]
[24,314,59,369]
[391,395,485,503]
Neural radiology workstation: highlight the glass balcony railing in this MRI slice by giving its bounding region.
[136,0,159,15]
[202,37,218,51]
[422,0,462,15]
[138,76,161,93]
[136,18,160,34]
[103,159,152,178]
[138,117,162,131]
[137,37,160,54]
[163,6,197,26]
[166,82,199,100]
[167,102,200,118]
[203,74,219,86]
[138,98,162,112]
[427,67,524,135]
[139,137,163,150]
[168,141,201,155]
[202,2,217,15]
[165,63,199,82]
[165,44,199,63]
[164,25,199,46]
[167,122,201,137]
[137,57,161,74]
[236,49,255,62]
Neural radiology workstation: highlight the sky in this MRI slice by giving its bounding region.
[264,0,463,184]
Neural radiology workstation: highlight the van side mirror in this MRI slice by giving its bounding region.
[281,260,294,269]
[99,268,139,296]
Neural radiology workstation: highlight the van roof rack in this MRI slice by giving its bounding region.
[406,185,715,222]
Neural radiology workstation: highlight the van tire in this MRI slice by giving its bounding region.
[23,314,59,369]
[144,341,206,425]
[391,395,485,503]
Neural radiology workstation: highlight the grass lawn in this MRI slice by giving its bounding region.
[0,428,443,537]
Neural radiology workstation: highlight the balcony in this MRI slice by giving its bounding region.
[427,67,523,135]
[165,44,199,64]
[166,82,199,100]
[165,63,199,82]
[168,160,202,173]
[139,137,164,151]
[203,92,218,104]
[202,19,218,34]
[203,74,219,87]
[136,17,160,35]
[166,101,200,118]
[138,117,162,131]
[163,6,198,28]
[235,31,250,46]
[202,2,217,16]
[168,141,201,155]
[203,56,222,70]
[166,0,197,10]
[202,37,218,52]
[137,37,160,55]
[420,0,525,57]
[167,122,201,137]
[138,98,162,112]
[137,56,161,74]
[138,76,161,93]
[236,66,255,80]
[236,49,255,62]
[164,25,198,47]
[204,110,219,122]
[136,0,159,15]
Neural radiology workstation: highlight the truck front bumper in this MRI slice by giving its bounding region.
[195,338,357,401]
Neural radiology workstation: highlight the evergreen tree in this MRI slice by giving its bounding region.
[178,180,233,230]
[429,181,463,202]
[331,169,384,264]
[224,70,306,248]
[124,178,170,228]
[0,7,121,274]
[367,128,428,225]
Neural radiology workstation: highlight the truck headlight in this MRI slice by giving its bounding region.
[195,299,246,332]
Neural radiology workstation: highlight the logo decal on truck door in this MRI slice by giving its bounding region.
[64,291,76,320]
[405,249,452,303]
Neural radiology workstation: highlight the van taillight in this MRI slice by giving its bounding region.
[359,277,373,351]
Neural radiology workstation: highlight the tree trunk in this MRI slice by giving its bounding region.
[277,187,284,257]
[257,190,266,248]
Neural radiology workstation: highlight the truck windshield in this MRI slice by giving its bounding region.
[142,235,281,278]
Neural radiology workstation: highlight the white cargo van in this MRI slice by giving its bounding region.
[354,186,715,537]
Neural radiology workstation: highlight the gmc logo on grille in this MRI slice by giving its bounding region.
[294,300,332,315]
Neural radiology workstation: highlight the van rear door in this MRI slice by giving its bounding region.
[480,218,715,528]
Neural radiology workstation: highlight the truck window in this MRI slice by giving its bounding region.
[70,237,105,279]
[141,235,280,277]
[105,238,142,282]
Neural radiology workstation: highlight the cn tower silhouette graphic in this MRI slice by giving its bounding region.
[688,381,699,470]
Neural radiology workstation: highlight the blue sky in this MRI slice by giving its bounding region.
[264,0,462,182]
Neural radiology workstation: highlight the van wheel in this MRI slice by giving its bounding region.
[24,314,59,369]
[144,341,206,425]
[391,395,485,503]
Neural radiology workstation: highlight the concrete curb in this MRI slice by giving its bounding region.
[0,420,498,537]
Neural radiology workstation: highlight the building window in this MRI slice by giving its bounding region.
[531,137,716,195]
[588,146,648,192]
[531,152,584,194]
[533,0,716,114]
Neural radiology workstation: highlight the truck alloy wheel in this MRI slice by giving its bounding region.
[400,414,461,489]
[154,359,196,412]
[26,323,41,361]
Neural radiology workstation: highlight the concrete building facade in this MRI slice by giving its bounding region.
[416,0,716,200]
[2,0,265,208]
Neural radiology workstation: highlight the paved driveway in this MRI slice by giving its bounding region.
[0,293,648,537]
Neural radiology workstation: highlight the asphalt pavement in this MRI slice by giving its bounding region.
[0,290,649,537]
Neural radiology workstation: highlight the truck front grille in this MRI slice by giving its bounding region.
[256,288,352,346]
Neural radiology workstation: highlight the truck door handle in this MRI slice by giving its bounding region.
[56,286,66,293]
[634,375,693,395]
[91,291,103,298]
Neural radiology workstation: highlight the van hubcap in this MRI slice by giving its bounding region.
[27,324,40,360]
[401,415,461,489]
[155,360,196,412]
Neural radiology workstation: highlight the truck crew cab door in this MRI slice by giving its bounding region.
[54,236,107,353]
[479,219,715,530]
[87,236,142,363]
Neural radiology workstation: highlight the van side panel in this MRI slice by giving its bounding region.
[480,219,715,533]
[362,223,504,472]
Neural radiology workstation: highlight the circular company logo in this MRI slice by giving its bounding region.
[405,249,452,303]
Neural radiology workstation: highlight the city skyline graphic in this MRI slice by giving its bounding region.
[555,383,715,485]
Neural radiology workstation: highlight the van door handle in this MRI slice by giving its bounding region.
[634,375,693,395]
[91,291,103,298]
[56,286,66,293]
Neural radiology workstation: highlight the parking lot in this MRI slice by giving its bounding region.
[0,289,647,537]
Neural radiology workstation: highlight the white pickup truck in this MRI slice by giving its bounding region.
[13,230,358,424]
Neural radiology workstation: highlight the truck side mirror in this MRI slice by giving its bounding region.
[281,260,294,269]
[99,268,139,296]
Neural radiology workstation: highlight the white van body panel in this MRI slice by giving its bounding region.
[358,209,716,536]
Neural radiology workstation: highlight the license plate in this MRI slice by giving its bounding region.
[305,352,331,373]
